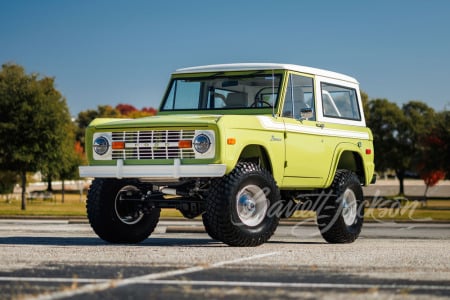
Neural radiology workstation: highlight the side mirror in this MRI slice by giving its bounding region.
[300,107,313,120]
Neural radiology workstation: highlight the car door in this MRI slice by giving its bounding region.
[282,73,332,188]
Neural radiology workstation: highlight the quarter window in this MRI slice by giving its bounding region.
[321,83,361,120]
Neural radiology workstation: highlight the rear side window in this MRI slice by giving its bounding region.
[321,83,361,121]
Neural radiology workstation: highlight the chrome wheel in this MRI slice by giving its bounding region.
[236,184,269,227]
[342,188,357,226]
[114,185,144,225]
[203,162,280,246]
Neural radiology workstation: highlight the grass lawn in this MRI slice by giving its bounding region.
[1,193,449,221]
[0,193,185,218]
[0,193,86,217]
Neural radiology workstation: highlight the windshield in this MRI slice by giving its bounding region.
[160,73,282,111]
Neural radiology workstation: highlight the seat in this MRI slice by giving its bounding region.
[292,87,307,119]
[225,92,248,108]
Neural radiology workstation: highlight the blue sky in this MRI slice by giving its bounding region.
[1,0,449,116]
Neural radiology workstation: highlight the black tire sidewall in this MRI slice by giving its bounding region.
[204,162,280,246]
[87,178,160,243]
[317,170,364,243]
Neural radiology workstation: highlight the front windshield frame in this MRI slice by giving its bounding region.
[159,71,283,112]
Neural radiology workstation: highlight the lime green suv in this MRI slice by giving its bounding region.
[79,63,375,246]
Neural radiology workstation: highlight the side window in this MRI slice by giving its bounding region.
[321,83,361,120]
[282,74,315,120]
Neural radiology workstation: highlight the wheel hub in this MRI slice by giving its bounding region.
[114,185,144,225]
[240,195,257,214]
[236,185,269,227]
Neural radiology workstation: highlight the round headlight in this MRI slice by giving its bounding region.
[193,134,211,154]
[93,136,110,155]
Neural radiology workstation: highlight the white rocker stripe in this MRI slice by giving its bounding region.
[258,116,370,140]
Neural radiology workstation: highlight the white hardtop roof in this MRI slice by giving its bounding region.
[174,63,358,84]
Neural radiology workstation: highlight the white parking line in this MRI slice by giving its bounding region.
[28,251,280,300]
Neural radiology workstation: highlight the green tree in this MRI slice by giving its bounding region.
[360,90,369,121]
[367,98,437,196]
[35,77,76,192]
[367,99,409,194]
[418,110,450,176]
[58,123,84,203]
[75,105,120,149]
[402,101,435,164]
[401,101,435,170]
[0,171,18,197]
[0,63,72,210]
[75,104,157,149]
[435,111,450,175]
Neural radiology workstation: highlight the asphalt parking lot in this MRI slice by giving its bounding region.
[0,219,449,300]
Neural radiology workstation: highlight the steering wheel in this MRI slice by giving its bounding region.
[252,87,276,108]
[250,99,273,108]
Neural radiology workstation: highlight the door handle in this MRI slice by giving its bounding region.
[316,122,325,128]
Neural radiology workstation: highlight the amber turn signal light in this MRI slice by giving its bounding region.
[227,138,236,145]
[112,141,125,149]
[178,140,193,148]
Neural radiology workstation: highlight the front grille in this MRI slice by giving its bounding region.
[111,130,195,160]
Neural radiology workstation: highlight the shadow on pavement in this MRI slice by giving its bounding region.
[0,236,223,247]
[0,236,326,247]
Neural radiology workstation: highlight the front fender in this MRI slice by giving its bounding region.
[220,129,285,184]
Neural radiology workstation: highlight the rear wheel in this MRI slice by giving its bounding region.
[316,170,364,243]
[203,162,280,246]
[87,178,160,243]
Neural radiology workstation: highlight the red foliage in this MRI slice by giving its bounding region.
[115,104,158,117]
[116,103,137,116]
[425,135,445,147]
[141,107,158,116]
[420,170,446,187]
[74,141,84,155]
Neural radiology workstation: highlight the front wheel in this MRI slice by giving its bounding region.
[203,162,281,246]
[86,178,161,243]
[316,170,364,243]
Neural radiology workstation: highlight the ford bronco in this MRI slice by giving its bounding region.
[79,63,375,246]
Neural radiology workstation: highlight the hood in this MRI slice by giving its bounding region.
[90,114,222,129]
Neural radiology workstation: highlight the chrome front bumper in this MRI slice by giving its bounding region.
[79,159,227,179]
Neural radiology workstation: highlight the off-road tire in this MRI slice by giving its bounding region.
[203,162,281,246]
[201,179,222,241]
[86,178,161,243]
[202,213,220,241]
[316,170,364,243]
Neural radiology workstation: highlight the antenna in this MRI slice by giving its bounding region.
[272,70,275,118]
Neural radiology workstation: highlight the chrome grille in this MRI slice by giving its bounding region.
[112,130,195,160]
